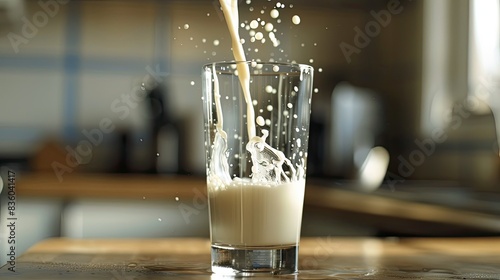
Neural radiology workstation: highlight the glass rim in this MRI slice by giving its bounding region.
[202,60,313,71]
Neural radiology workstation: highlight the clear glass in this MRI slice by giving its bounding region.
[202,61,314,276]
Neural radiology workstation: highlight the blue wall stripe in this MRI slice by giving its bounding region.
[0,55,151,74]
[0,55,61,69]
[0,128,43,142]
[62,1,81,142]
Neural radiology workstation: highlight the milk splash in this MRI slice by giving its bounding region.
[209,0,305,186]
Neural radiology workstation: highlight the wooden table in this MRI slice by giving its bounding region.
[14,174,500,235]
[1,237,499,279]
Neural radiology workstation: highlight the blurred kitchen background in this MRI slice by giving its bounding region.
[1,0,500,264]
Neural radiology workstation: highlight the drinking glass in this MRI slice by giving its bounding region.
[202,61,314,275]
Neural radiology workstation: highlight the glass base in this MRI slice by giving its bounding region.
[211,244,298,276]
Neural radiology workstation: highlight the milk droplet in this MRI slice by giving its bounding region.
[292,15,301,25]
[309,58,314,63]
[265,23,274,32]
[267,105,273,111]
[314,88,319,93]
[139,138,143,142]
[318,68,323,72]
[287,103,293,108]
[183,24,190,29]
[158,218,162,222]
[256,116,265,126]
[175,197,179,201]
[202,38,207,43]
[272,65,280,72]
[270,9,279,18]
[156,153,160,157]
[250,20,259,29]
[265,85,273,93]
[255,32,264,40]
[213,39,220,46]
[190,81,195,85]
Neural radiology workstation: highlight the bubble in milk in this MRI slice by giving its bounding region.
[270,9,279,18]
[256,116,265,126]
[292,15,301,25]
[183,24,190,30]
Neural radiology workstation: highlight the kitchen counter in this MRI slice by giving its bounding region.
[13,173,500,236]
[1,237,499,279]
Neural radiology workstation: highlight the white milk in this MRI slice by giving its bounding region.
[208,179,305,246]
[207,0,307,247]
